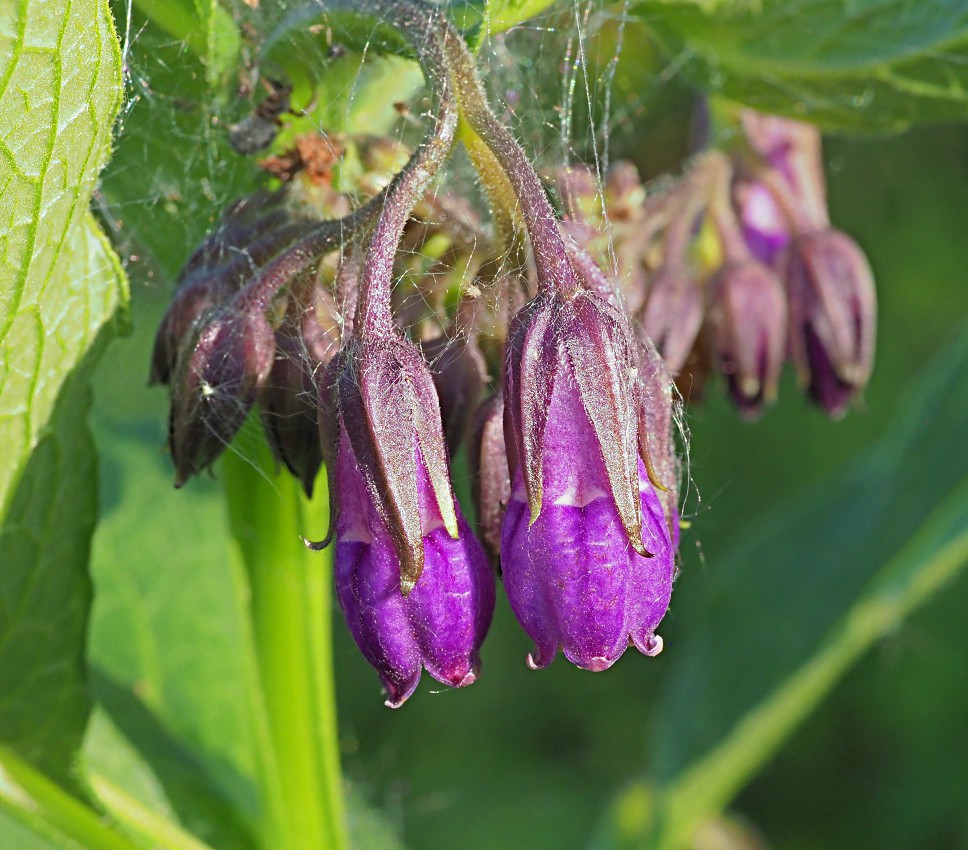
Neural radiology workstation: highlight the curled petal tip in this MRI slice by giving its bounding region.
[398,542,425,597]
[383,672,421,709]
[301,534,330,551]
[455,669,477,688]
[526,647,554,670]
[527,499,542,527]
[633,633,664,657]
[443,508,460,540]
[644,453,669,494]
[584,656,615,673]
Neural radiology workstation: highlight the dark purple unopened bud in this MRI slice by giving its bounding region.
[639,266,704,376]
[169,308,276,486]
[469,394,510,563]
[151,275,230,386]
[421,331,487,456]
[152,198,321,386]
[331,425,494,707]
[733,179,791,267]
[784,229,876,417]
[707,261,788,417]
[260,286,342,496]
[501,374,674,671]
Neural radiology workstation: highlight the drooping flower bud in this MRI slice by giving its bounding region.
[306,1,502,703]
[468,394,510,563]
[316,319,495,704]
[501,351,674,670]
[328,422,494,707]
[151,195,323,387]
[169,307,276,487]
[784,229,876,417]
[501,286,676,670]
[429,13,678,669]
[706,260,788,417]
[150,274,234,387]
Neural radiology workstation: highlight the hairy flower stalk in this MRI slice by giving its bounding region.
[312,0,494,705]
[155,185,394,485]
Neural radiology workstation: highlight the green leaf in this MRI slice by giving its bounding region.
[0,745,144,850]
[87,418,408,849]
[485,0,562,33]
[88,426,260,850]
[601,326,968,849]
[451,0,563,40]
[633,0,968,130]
[130,0,241,79]
[83,684,249,850]
[0,0,127,789]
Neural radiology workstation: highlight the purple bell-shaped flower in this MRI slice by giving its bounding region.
[500,286,675,671]
[319,330,495,705]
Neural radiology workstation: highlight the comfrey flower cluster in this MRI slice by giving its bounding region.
[153,1,873,705]
[557,110,877,419]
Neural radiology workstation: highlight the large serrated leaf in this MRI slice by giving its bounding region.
[593,326,968,849]
[0,0,127,788]
[633,0,968,130]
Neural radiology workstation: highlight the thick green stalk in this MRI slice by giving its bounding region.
[223,435,346,850]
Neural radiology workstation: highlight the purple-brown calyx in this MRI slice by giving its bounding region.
[785,229,876,417]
